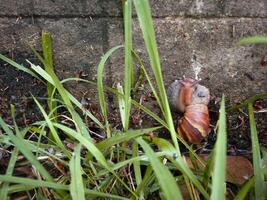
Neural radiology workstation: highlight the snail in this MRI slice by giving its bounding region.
[167,78,210,143]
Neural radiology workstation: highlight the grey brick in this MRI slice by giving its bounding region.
[224,0,267,17]
[0,17,106,102]
[0,0,121,17]
[0,0,266,18]
[32,0,101,16]
[149,0,267,18]
[108,18,267,104]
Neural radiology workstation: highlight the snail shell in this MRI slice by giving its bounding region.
[167,77,211,143]
[178,104,210,143]
[167,78,210,112]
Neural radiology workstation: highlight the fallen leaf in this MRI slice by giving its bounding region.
[185,155,253,185]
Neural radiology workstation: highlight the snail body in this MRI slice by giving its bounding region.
[167,78,210,144]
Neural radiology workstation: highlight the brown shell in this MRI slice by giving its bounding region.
[178,104,210,144]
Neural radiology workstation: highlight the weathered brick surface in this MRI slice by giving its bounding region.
[108,18,267,103]
[149,0,267,17]
[0,17,106,101]
[0,0,266,107]
[0,0,121,16]
[0,1,266,17]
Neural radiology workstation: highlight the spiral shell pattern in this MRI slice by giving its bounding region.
[178,104,210,143]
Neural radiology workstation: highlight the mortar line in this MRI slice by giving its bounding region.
[0,14,266,20]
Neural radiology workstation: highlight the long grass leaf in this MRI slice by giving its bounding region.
[117,83,127,129]
[97,126,161,151]
[136,137,182,200]
[248,103,265,199]
[97,45,123,132]
[239,36,267,44]
[123,0,133,131]
[0,54,40,80]
[0,175,127,200]
[69,144,85,200]
[29,61,100,134]
[132,141,143,198]
[0,117,53,181]
[151,137,209,199]
[133,0,180,155]
[53,123,137,197]
[0,148,19,200]
[234,177,255,200]
[211,95,227,200]
[33,96,70,158]
[41,31,57,120]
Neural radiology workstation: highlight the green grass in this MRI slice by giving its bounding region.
[0,0,266,199]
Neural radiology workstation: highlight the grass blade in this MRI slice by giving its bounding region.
[234,177,254,200]
[0,148,19,200]
[28,61,98,137]
[117,83,127,129]
[41,31,57,121]
[0,54,40,80]
[211,95,227,200]
[69,144,85,200]
[53,123,137,197]
[150,137,209,199]
[33,96,70,158]
[248,103,265,199]
[132,141,143,198]
[97,45,123,133]
[97,126,161,151]
[0,117,53,181]
[239,36,267,44]
[136,137,182,200]
[133,0,180,155]
[0,175,128,200]
[123,0,133,131]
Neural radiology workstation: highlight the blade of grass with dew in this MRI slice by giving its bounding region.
[117,83,127,129]
[150,137,209,199]
[239,36,267,44]
[97,45,123,134]
[136,137,182,200]
[133,0,180,155]
[211,95,227,200]
[33,96,71,158]
[123,0,133,131]
[248,103,265,199]
[0,175,128,200]
[69,144,85,200]
[0,54,41,80]
[97,126,162,151]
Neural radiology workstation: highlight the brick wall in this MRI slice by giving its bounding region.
[0,0,266,106]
